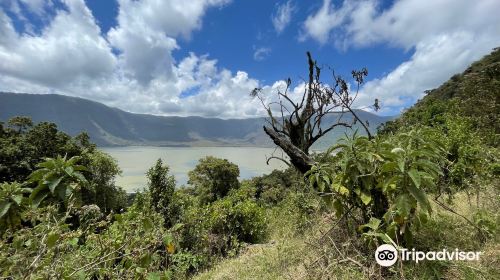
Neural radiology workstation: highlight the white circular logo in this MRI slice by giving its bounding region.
[375,244,398,266]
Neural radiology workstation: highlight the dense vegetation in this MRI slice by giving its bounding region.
[0,48,498,279]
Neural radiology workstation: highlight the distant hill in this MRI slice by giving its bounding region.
[0,92,395,148]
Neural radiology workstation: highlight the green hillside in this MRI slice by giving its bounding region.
[379,47,500,146]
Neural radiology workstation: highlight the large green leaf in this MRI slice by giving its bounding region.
[64,166,74,176]
[413,159,443,177]
[407,169,421,188]
[48,177,63,193]
[72,172,88,185]
[27,169,47,182]
[397,158,405,173]
[12,195,23,206]
[37,159,56,169]
[0,201,12,219]
[360,217,381,231]
[30,185,49,208]
[66,156,81,165]
[72,165,87,172]
[394,194,412,217]
[55,184,68,201]
[406,183,431,214]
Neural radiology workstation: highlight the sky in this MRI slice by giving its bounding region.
[0,0,499,118]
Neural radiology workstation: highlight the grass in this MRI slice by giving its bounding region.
[193,187,500,280]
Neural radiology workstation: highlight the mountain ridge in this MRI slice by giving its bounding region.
[0,92,395,148]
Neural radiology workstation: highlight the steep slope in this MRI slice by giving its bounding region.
[0,92,394,147]
[379,47,500,146]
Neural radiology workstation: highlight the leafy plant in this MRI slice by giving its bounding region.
[84,150,126,213]
[188,156,240,204]
[28,155,88,208]
[0,182,31,232]
[147,158,176,227]
[307,129,445,245]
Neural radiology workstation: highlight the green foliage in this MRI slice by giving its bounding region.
[7,116,33,133]
[85,150,127,213]
[147,159,177,227]
[27,155,88,209]
[0,182,31,232]
[275,190,322,234]
[249,168,305,205]
[178,187,267,261]
[0,116,95,183]
[206,189,267,244]
[307,130,445,245]
[188,156,240,204]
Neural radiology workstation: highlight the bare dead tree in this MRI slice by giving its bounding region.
[251,52,377,173]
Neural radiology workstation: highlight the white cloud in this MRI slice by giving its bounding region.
[107,0,229,85]
[301,0,500,114]
[0,0,116,87]
[18,0,49,16]
[272,1,295,34]
[1,0,274,119]
[1,0,499,119]
[300,0,357,44]
[253,47,271,61]
[357,32,498,115]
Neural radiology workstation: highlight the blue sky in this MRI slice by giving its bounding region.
[0,0,499,118]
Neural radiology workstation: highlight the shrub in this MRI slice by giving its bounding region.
[307,129,446,246]
[178,188,267,261]
[84,150,127,213]
[206,191,267,244]
[250,168,305,205]
[188,156,240,204]
[0,182,31,233]
[27,155,88,209]
[147,159,176,227]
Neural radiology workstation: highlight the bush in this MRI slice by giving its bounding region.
[307,129,446,246]
[147,159,176,227]
[0,182,31,233]
[206,190,267,244]
[250,168,305,205]
[178,188,267,261]
[188,156,240,204]
[84,150,127,213]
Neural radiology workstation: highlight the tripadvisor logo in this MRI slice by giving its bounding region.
[375,244,398,266]
[375,244,482,267]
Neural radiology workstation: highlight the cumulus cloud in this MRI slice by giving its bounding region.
[107,0,229,85]
[272,1,295,34]
[301,0,500,114]
[0,0,276,118]
[1,0,499,118]
[0,0,116,87]
[300,0,354,44]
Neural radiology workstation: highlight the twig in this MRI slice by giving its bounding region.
[68,243,127,277]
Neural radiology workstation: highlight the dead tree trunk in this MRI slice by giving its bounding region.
[263,126,314,173]
[253,52,375,174]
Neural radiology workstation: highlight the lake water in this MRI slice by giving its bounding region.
[100,146,288,192]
